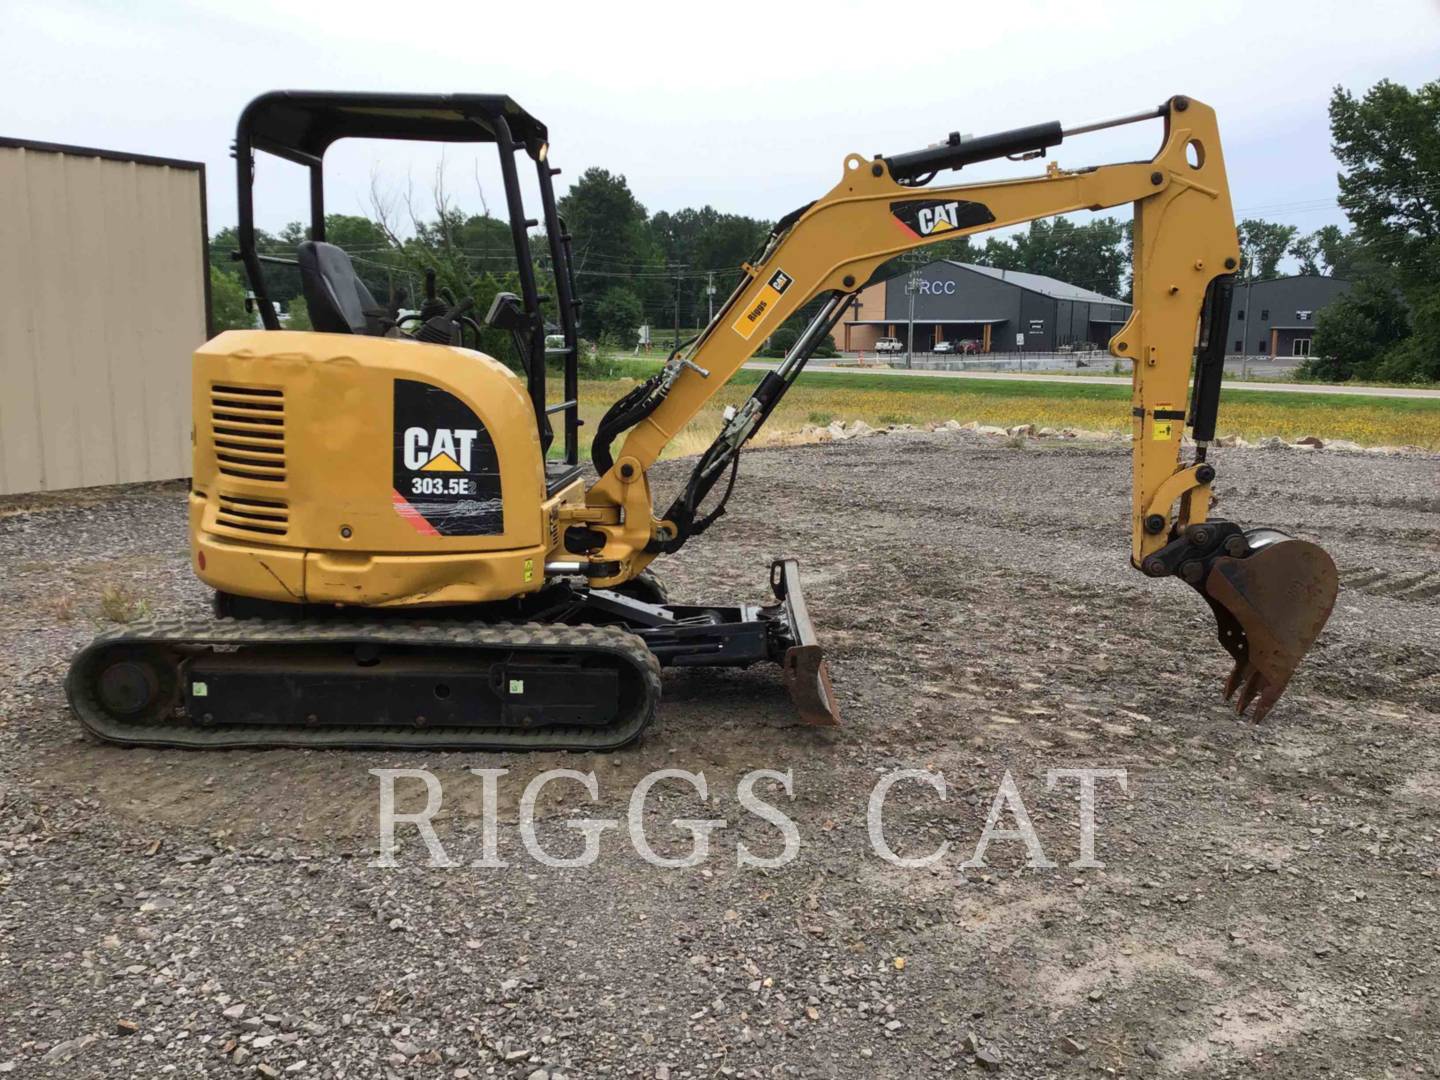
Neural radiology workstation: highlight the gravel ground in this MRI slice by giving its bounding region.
[1,429,1438,1078]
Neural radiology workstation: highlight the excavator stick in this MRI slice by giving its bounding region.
[1197,530,1338,721]
[1141,277,1339,722]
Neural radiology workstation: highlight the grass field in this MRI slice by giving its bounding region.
[556,362,1440,457]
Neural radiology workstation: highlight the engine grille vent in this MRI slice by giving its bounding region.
[210,384,286,483]
[215,494,289,537]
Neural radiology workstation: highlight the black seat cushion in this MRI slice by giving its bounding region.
[296,241,382,335]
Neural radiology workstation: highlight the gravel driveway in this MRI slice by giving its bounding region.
[2,430,1437,1078]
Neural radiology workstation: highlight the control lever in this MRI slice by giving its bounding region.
[419,268,447,321]
[414,296,476,346]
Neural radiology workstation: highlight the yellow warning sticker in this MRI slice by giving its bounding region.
[523,558,534,583]
[1152,403,1174,441]
[731,268,794,340]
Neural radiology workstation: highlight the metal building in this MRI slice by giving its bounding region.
[1226,274,1351,359]
[0,138,210,495]
[833,260,1131,354]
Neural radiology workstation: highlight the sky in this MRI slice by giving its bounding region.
[4,0,1438,253]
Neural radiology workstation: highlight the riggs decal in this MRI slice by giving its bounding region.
[731,268,793,341]
[890,198,995,239]
[392,379,503,536]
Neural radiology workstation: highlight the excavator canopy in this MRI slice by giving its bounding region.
[236,90,548,159]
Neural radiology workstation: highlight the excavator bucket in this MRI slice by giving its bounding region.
[1193,529,1338,722]
[771,559,841,726]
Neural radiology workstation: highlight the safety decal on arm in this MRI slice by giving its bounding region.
[731,268,793,340]
[1152,403,1175,441]
[392,379,504,536]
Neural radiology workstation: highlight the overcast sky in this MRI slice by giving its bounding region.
[5,0,1437,249]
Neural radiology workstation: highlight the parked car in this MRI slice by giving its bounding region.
[956,339,981,355]
[933,339,956,353]
[873,337,903,353]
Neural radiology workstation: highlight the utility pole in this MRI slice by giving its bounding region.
[673,265,684,352]
[905,262,919,370]
[1237,276,1253,379]
[706,271,717,325]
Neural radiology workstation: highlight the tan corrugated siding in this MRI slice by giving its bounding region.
[0,143,206,494]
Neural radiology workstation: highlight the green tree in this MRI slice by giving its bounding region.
[323,214,406,302]
[767,295,839,359]
[1008,216,1128,297]
[977,235,1023,271]
[1288,224,1377,278]
[1287,231,1322,275]
[761,325,800,359]
[1120,218,1134,301]
[1303,276,1409,381]
[285,296,313,331]
[1331,79,1440,287]
[560,169,658,271]
[588,287,644,345]
[650,206,771,326]
[1313,224,1375,279]
[922,234,978,265]
[1326,78,1440,382]
[1371,288,1440,383]
[559,168,671,324]
[1236,218,1298,281]
[209,223,301,304]
[209,265,253,332]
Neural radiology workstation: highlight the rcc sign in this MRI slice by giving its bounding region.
[914,279,957,296]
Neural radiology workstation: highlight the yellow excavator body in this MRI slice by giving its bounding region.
[65,90,1338,750]
[191,329,580,607]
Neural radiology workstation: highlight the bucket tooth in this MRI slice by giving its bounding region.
[1222,660,1247,702]
[1233,667,1265,717]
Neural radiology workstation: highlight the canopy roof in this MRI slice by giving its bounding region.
[237,91,548,160]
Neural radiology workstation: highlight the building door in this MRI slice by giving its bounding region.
[1293,337,1311,357]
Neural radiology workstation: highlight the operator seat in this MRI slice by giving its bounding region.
[295,241,385,335]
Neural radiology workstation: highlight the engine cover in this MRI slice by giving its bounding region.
[190,330,564,606]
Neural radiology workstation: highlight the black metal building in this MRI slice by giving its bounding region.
[836,260,1131,354]
[1226,275,1352,359]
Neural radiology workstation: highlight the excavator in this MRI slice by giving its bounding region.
[66,91,1339,749]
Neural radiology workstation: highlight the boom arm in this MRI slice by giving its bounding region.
[582,95,1236,571]
[570,95,1337,720]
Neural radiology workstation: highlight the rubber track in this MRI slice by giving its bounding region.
[66,617,661,751]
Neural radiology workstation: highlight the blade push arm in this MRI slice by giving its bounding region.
[582,96,1239,577]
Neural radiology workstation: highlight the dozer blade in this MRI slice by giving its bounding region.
[771,559,841,726]
[1196,530,1338,722]
[782,644,840,727]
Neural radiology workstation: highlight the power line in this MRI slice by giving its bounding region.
[213,246,740,277]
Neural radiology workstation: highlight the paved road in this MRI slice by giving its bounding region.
[747,362,1440,399]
